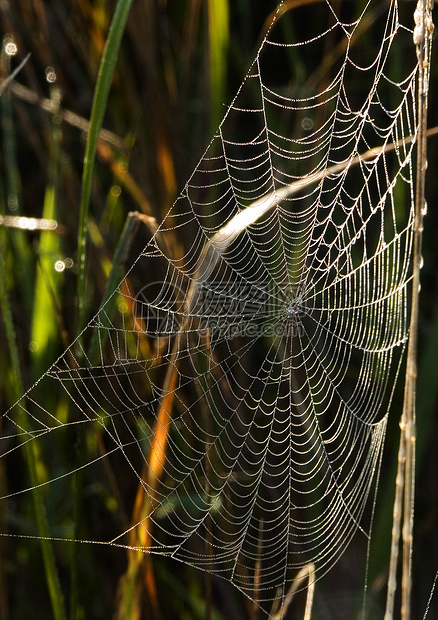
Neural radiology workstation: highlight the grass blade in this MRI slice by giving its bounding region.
[0,240,67,620]
[76,0,134,335]
[207,0,229,136]
[30,86,63,381]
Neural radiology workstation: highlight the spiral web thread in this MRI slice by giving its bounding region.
[3,0,419,612]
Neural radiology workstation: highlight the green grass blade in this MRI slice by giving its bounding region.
[207,0,229,136]
[30,87,63,381]
[76,0,134,335]
[0,241,67,620]
[30,183,61,379]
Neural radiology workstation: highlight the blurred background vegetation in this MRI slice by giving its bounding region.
[0,1,437,619]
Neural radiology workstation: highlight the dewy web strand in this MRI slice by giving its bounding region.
[2,1,422,617]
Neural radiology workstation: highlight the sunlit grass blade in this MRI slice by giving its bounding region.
[76,0,134,335]
[207,0,229,136]
[0,241,67,620]
[30,86,63,382]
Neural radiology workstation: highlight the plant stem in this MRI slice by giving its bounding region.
[385,2,433,618]
[401,3,433,620]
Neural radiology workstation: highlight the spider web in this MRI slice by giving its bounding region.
[3,0,419,613]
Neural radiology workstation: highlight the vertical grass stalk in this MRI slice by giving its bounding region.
[401,3,433,619]
[0,242,67,620]
[207,0,229,137]
[76,0,134,335]
[30,85,63,382]
[385,2,433,619]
